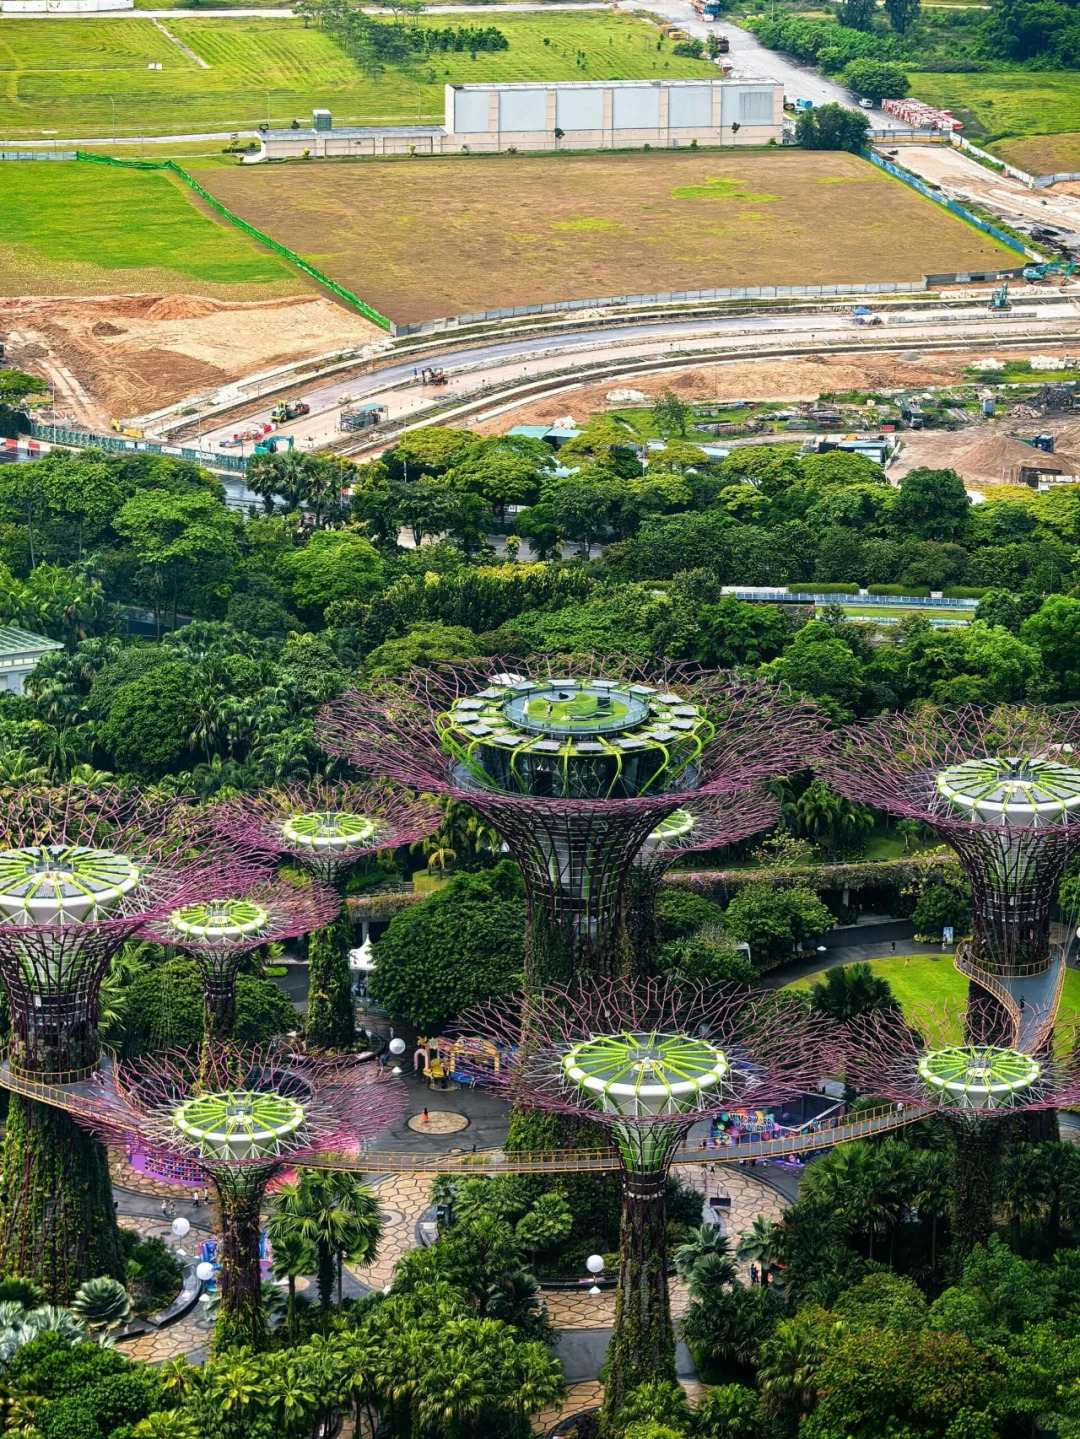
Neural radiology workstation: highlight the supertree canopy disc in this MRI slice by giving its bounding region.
[213,778,441,884]
[824,705,1080,979]
[76,1041,407,1350]
[0,789,260,1080]
[145,875,341,1039]
[458,976,836,1420]
[318,663,820,980]
[916,1045,1042,1110]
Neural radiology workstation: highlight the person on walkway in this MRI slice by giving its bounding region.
[749,1263,759,1285]
[422,1107,429,1124]
[160,1201,168,1219]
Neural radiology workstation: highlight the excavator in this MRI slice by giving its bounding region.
[1022,260,1077,282]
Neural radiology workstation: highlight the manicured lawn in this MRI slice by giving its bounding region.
[787,954,1080,1030]
[0,161,298,297]
[908,71,1080,144]
[841,604,973,623]
[0,12,717,139]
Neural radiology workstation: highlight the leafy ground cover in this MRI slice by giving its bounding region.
[0,12,715,139]
[909,71,1080,144]
[0,161,299,298]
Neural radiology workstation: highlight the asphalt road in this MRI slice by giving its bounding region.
[182,298,1080,453]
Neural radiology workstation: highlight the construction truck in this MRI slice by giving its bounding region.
[421,367,448,386]
[253,435,294,455]
[988,280,1012,312]
[692,0,724,17]
[270,399,310,423]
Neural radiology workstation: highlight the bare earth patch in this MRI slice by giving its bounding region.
[201,151,1014,325]
[0,293,382,420]
[469,351,973,435]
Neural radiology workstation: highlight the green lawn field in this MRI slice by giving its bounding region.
[786,954,1080,1031]
[0,161,300,297]
[909,71,1080,145]
[992,132,1080,177]
[840,604,973,623]
[0,13,716,140]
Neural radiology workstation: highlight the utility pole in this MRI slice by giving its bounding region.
[265,89,271,128]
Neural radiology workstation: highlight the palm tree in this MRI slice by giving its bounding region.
[912,1149,950,1278]
[736,1215,784,1276]
[270,1231,316,1343]
[674,1226,737,1297]
[998,1143,1047,1253]
[70,1276,132,1341]
[268,1170,384,1309]
[757,1313,837,1422]
[808,963,897,1022]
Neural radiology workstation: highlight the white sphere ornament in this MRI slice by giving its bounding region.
[172,1216,191,1238]
[586,1254,605,1275]
[196,1261,215,1283]
[589,1285,601,1296]
[389,1037,406,1056]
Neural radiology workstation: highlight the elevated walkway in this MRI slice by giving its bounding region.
[954,940,1066,1051]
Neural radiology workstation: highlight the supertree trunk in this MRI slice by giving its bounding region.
[604,1167,677,1423]
[213,1175,270,1353]
[201,971,238,1046]
[622,865,666,980]
[0,1097,121,1301]
[946,1119,1002,1268]
[306,911,355,1051]
[493,801,664,984]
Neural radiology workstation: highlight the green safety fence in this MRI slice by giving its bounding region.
[74,151,392,331]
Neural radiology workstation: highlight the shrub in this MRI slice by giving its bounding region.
[944,586,989,599]
[868,584,931,596]
[120,1232,182,1314]
[656,889,726,944]
[808,583,860,594]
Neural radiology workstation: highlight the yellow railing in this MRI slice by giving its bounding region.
[954,943,1021,1041]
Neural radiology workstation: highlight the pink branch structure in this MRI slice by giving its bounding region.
[76,1041,408,1350]
[213,779,442,884]
[823,705,1080,981]
[143,875,342,1040]
[627,791,782,972]
[456,976,836,1418]
[0,789,262,1080]
[318,663,821,981]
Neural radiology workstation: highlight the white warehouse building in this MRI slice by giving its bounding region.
[259,77,783,160]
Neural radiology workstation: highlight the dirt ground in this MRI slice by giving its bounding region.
[893,416,1080,484]
[0,293,382,422]
[201,151,1014,325]
[470,350,975,435]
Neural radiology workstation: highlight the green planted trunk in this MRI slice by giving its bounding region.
[603,1166,677,1425]
[947,1119,1002,1269]
[305,912,355,1051]
[213,1179,270,1354]
[0,1097,122,1302]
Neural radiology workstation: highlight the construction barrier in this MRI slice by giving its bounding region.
[29,422,249,474]
[0,150,78,162]
[73,152,393,332]
[862,149,1030,257]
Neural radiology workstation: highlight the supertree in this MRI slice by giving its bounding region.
[318,663,821,982]
[457,978,834,1422]
[841,996,1080,1259]
[824,706,1080,1015]
[76,1041,407,1351]
[0,788,258,1299]
[143,874,341,1042]
[214,780,440,1049]
[625,792,782,974]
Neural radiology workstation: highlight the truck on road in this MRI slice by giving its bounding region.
[270,399,310,423]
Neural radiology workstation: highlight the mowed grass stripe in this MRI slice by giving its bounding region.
[0,161,300,295]
[0,13,717,138]
[910,70,1080,143]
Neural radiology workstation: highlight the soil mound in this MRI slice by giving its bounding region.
[950,431,1080,483]
[91,321,127,338]
[143,296,221,322]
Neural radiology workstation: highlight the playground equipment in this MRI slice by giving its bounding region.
[415,1035,504,1088]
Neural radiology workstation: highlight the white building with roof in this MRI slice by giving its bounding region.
[259,77,783,160]
[0,627,62,695]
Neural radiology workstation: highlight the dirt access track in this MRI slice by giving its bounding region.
[201,149,1015,326]
[0,293,383,423]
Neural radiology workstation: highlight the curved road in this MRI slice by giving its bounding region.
[172,295,1080,452]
